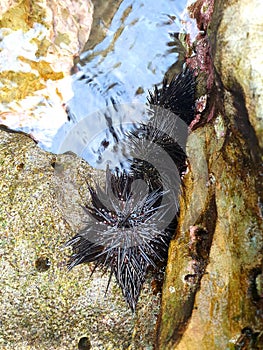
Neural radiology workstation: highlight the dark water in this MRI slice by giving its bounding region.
[49,0,196,168]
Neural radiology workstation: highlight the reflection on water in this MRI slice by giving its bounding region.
[71,1,186,107]
[0,0,199,166]
[51,0,196,166]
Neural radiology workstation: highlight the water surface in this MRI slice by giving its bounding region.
[51,0,196,167]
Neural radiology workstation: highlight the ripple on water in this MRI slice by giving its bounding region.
[0,0,199,169]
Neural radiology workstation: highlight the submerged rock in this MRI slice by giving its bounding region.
[0,0,93,149]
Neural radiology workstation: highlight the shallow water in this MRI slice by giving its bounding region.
[51,0,198,168]
[0,0,199,169]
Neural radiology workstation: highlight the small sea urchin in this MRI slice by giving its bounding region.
[147,67,196,125]
[65,68,196,311]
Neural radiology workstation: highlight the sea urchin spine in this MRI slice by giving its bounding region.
[65,68,196,311]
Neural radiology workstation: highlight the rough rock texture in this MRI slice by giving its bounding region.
[0,129,161,350]
[212,0,263,149]
[0,0,93,74]
[0,1,162,349]
[1,0,263,349]
[156,0,263,349]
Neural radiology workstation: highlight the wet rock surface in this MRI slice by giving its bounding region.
[0,129,161,349]
[0,0,93,148]
[156,0,263,349]
[212,0,263,149]
[1,0,262,349]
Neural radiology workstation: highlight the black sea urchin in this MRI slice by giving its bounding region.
[66,168,173,311]
[147,67,196,125]
[65,68,196,311]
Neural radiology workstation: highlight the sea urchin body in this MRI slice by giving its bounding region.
[66,169,173,311]
[65,68,196,311]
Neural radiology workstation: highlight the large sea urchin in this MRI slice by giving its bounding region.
[65,68,196,311]
[66,169,172,311]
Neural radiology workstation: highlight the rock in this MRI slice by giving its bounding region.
[156,0,263,349]
[212,0,263,149]
[0,0,94,146]
[0,129,160,349]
